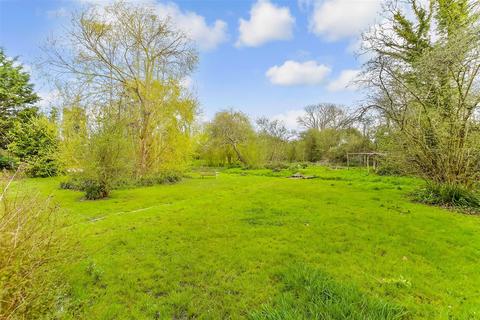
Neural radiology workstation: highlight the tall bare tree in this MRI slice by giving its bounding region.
[297,103,353,131]
[256,117,291,162]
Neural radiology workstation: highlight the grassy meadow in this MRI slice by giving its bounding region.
[24,166,480,319]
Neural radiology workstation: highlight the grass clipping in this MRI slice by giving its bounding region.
[0,171,66,319]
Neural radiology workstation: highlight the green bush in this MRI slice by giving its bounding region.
[83,180,109,200]
[413,183,480,210]
[137,171,183,186]
[264,162,289,171]
[60,177,109,199]
[7,115,60,177]
[60,171,183,198]
[59,176,85,191]
[376,163,405,176]
[0,155,18,170]
[25,157,60,178]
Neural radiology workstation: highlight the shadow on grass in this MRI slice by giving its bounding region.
[250,266,409,320]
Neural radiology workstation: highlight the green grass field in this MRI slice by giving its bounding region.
[28,166,480,319]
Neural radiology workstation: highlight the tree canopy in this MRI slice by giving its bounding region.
[0,49,40,149]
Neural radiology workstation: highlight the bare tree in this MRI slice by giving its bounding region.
[297,103,353,131]
[256,117,292,162]
[256,117,291,141]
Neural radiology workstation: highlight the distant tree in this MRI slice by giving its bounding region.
[60,103,88,169]
[256,117,291,163]
[208,110,255,165]
[297,103,352,131]
[256,117,291,140]
[301,129,322,162]
[0,49,39,149]
[300,127,371,163]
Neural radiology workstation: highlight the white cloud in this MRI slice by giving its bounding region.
[38,90,60,110]
[47,7,68,18]
[21,63,32,74]
[266,60,331,86]
[155,3,228,51]
[237,0,295,47]
[76,0,228,51]
[179,76,192,89]
[7,56,33,75]
[309,0,382,40]
[327,69,361,92]
[272,109,305,130]
[76,0,122,4]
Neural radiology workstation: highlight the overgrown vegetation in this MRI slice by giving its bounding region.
[0,172,66,319]
[362,0,480,199]
[413,182,480,211]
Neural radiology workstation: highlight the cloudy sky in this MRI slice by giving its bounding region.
[0,0,383,129]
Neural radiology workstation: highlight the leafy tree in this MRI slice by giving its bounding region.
[0,49,39,149]
[300,127,371,164]
[7,111,60,177]
[362,0,480,189]
[124,79,198,176]
[301,129,322,162]
[206,110,255,166]
[81,104,134,199]
[45,2,198,178]
[60,104,88,170]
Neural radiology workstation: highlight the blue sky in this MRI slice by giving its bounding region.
[0,0,382,128]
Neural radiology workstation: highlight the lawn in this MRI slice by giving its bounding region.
[27,166,480,319]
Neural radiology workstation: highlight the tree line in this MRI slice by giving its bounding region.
[198,105,374,168]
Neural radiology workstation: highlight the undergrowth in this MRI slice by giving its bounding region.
[0,172,69,319]
[413,183,480,213]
